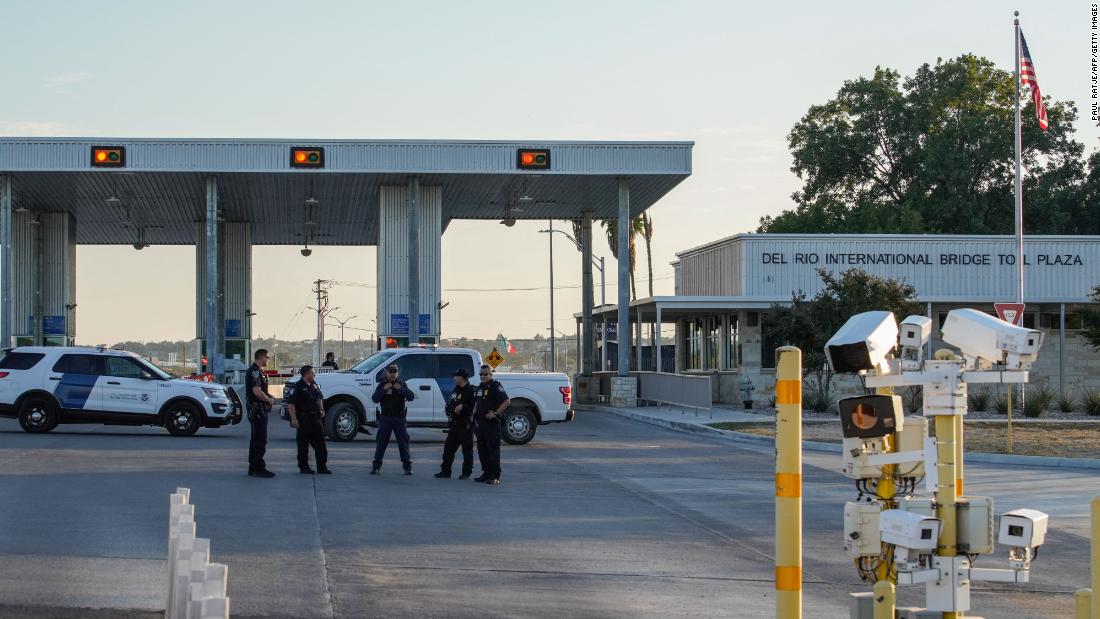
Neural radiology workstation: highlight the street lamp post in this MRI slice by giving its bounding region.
[331,315,357,367]
[537,227,606,306]
[548,220,556,371]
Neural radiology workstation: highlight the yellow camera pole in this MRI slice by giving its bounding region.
[1078,496,1100,618]
[935,413,960,619]
[775,346,802,619]
[873,580,896,619]
[874,386,897,583]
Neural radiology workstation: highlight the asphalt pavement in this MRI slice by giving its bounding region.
[0,410,1094,618]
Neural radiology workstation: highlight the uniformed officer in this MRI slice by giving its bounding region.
[474,364,510,485]
[370,363,415,475]
[246,349,277,478]
[434,368,477,479]
[288,364,331,475]
[321,352,340,371]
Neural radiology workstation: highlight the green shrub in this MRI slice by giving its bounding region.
[803,384,835,414]
[1057,392,1077,413]
[1082,388,1100,417]
[968,387,991,413]
[1021,384,1054,418]
[991,393,1009,415]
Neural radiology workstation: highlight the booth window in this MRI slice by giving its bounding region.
[685,319,703,370]
[706,318,721,370]
[727,314,740,369]
[761,319,781,369]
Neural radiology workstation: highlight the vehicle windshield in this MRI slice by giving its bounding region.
[133,356,174,380]
[349,350,398,375]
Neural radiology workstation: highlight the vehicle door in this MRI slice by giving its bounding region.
[48,353,104,417]
[100,356,160,418]
[435,353,476,422]
[375,353,435,422]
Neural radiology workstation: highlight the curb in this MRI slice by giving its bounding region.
[588,406,1100,470]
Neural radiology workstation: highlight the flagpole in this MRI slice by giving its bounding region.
[1014,11,1024,305]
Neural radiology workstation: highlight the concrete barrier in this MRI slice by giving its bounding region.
[167,487,230,619]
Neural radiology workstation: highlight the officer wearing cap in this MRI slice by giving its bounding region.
[435,368,477,480]
[321,352,339,371]
[370,363,415,475]
[474,364,510,485]
[288,364,331,475]
[246,349,277,478]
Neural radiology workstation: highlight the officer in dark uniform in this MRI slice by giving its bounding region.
[288,364,331,475]
[434,368,477,479]
[474,364,510,485]
[246,348,277,478]
[321,352,339,371]
[370,363,415,475]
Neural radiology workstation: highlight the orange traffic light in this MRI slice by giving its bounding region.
[91,146,125,168]
[517,148,550,170]
[290,147,324,168]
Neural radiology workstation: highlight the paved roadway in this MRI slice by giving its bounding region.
[0,410,1094,618]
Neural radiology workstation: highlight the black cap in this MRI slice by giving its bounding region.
[451,368,470,379]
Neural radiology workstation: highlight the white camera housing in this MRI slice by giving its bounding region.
[899,315,932,349]
[941,308,1043,370]
[880,509,941,551]
[825,311,898,374]
[998,508,1048,549]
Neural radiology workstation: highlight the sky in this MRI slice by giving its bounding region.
[1,0,1096,344]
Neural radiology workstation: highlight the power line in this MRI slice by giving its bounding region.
[326,273,675,293]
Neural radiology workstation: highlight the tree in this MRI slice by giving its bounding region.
[763,269,921,402]
[758,55,1087,235]
[639,213,655,298]
[601,219,639,300]
[1082,285,1100,352]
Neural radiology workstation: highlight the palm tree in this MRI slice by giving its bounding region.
[638,213,654,298]
[601,219,638,300]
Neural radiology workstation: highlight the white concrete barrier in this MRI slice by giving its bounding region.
[167,488,230,619]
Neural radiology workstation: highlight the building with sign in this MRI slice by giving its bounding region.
[581,233,1100,404]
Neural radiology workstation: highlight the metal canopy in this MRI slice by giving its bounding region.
[0,138,692,245]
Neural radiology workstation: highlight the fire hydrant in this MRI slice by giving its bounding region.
[740,376,755,410]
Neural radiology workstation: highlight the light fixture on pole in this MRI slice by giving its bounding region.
[537,227,606,306]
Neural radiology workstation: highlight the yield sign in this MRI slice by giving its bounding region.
[994,302,1026,326]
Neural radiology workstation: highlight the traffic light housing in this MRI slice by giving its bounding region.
[517,148,551,170]
[91,146,126,168]
[290,147,325,168]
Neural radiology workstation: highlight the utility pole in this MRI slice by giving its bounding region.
[548,219,556,371]
[311,280,338,367]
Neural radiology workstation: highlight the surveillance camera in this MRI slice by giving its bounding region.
[899,315,932,349]
[300,248,312,257]
[825,311,898,374]
[500,218,517,227]
[879,509,941,552]
[998,508,1048,549]
[133,243,146,250]
[941,308,1043,370]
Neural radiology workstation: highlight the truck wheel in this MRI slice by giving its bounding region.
[165,402,202,437]
[18,397,59,433]
[325,402,359,442]
[502,408,536,445]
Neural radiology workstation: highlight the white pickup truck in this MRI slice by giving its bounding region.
[300,347,574,445]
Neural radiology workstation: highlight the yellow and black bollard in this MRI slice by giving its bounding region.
[775,346,802,618]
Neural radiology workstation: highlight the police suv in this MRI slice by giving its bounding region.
[0,347,243,436]
[288,347,574,445]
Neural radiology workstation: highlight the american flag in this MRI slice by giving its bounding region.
[1019,31,1049,131]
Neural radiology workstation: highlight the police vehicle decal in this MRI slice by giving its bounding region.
[54,373,99,409]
